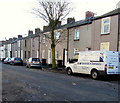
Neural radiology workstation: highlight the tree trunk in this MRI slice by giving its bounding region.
[51,29,56,69]
[51,45,56,69]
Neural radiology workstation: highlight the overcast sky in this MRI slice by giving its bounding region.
[0,0,120,41]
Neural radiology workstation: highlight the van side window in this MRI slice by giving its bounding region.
[90,57,104,62]
[99,57,103,62]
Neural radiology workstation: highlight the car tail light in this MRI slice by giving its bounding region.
[104,64,107,71]
[14,60,17,62]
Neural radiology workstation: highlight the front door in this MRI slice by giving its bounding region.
[48,49,51,64]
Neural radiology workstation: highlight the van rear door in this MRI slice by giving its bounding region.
[106,51,120,74]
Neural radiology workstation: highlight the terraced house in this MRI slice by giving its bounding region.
[41,20,70,66]
[11,35,23,58]
[22,28,41,63]
[0,8,120,65]
[91,8,120,51]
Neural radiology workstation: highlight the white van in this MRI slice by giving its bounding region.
[66,51,120,79]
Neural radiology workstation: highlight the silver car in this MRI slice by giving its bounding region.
[3,57,11,64]
[26,58,41,68]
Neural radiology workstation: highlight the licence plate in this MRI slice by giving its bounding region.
[108,67,114,69]
[34,62,39,63]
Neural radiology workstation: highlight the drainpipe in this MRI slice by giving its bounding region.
[117,14,120,52]
[11,43,12,58]
[38,34,40,58]
[20,40,21,58]
[67,28,69,61]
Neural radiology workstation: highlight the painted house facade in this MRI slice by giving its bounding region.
[40,19,76,66]
[0,41,6,60]
[22,31,33,62]
[22,28,41,63]
[91,8,120,52]
[67,20,92,59]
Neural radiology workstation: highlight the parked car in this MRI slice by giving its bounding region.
[1,58,6,63]
[10,57,23,65]
[3,57,11,64]
[26,58,41,68]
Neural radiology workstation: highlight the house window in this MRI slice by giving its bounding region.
[56,51,59,59]
[74,48,79,59]
[101,17,110,34]
[74,29,80,40]
[18,40,20,47]
[43,36,45,43]
[56,32,60,40]
[100,42,110,51]
[42,50,45,58]
[32,50,35,57]
[32,38,34,47]
[28,51,30,58]
[25,51,26,59]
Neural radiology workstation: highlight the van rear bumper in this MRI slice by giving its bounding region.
[98,70,106,76]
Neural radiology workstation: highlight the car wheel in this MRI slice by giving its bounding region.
[26,65,28,68]
[67,68,72,75]
[91,70,99,80]
[12,62,15,65]
[28,64,31,68]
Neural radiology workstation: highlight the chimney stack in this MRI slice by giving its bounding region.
[13,37,17,40]
[56,21,61,27]
[18,35,22,38]
[43,26,50,32]
[9,38,12,41]
[85,11,94,20]
[35,28,40,34]
[28,30,33,36]
[67,17,75,24]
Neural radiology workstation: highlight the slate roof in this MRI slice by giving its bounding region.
[43,19,92,33]
[66,20,92,29]
[11,38,23,44]
[94,8,120,20]
[22,33,40,40]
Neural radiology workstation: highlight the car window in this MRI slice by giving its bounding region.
[28,58,31,62]
[69,59,78,63]
[32,58,40,62]
[5,58,8,60]
[15,58,22,60]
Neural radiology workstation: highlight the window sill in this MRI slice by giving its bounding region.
[101,33,110,35]
[74,39,80,41]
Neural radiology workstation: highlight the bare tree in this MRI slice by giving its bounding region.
[33,0,72,69]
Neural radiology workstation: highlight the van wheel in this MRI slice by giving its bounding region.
[67,68,72,75]
[91,70,99,80]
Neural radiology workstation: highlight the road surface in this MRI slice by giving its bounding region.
[1,63,119,102]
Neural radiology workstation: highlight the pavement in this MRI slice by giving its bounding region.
[41,65,66,74]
